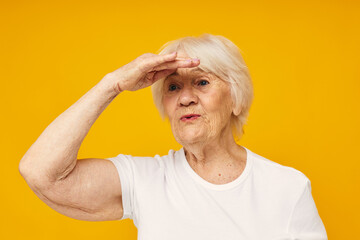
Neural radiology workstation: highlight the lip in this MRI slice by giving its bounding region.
[180,114,201,122]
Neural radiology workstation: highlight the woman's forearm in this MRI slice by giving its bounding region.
[19,75,120,186]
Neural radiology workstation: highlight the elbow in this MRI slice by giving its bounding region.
[19,157,30,179]
[18,156,36,179]
[19,159,36,186]
[18,158,52,190]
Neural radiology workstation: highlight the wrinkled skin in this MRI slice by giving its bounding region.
[163,54,234,147]
[162,50,247,183]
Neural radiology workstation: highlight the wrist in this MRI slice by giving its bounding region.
[98,73,123,97]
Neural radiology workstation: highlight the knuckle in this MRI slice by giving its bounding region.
[136,53,160,72]
[138,61,149,72]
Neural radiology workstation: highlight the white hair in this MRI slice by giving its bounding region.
[151,33,254,139]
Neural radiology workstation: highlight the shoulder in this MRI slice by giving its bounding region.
[248,149,310,190]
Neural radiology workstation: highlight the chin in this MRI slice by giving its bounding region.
[175,129,206,145]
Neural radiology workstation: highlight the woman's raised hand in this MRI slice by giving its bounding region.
[103,52,200,93]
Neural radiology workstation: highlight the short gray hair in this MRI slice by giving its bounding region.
[151,33,254,139]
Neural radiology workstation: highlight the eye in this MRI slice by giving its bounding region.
[198,80,209,86]
[168,84,178,91]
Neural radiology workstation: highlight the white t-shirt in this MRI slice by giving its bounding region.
[106,147,328,240]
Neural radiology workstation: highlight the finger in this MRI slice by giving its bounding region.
[152,68,177,82]
[140,52,178,72]
[175,57,193,60]
[152,58,200,72]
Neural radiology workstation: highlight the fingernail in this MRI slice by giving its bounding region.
[172,51,177,55]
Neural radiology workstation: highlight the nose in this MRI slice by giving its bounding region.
[178,85,198,107]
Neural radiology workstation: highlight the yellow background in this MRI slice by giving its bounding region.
[1,0,359,239]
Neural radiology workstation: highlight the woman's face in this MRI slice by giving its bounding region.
[162,51,234,145]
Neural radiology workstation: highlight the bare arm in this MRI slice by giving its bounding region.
[19,78,123,221]
[19,52,200,221]
[19,78,118,185]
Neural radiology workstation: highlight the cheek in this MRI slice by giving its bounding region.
[162,96,176,118]
[205,91,232,115]
[202,91,233,126]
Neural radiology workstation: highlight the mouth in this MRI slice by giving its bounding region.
[180,114,201,122]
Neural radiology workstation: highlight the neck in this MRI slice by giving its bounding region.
[182,124,245,170]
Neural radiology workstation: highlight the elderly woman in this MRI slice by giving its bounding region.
[19,34,327,240]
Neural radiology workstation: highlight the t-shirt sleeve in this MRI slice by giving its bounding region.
[287,179,328,240]
[106,154,135,220]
